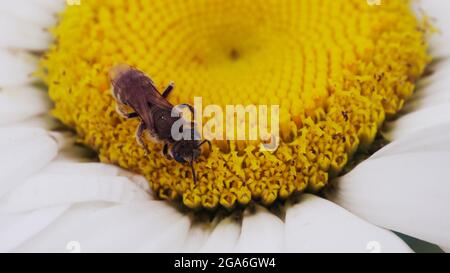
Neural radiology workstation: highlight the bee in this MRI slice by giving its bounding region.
[109,64,210,183]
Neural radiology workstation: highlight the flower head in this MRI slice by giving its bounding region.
[41,0,429,209]
[1,0,450,254]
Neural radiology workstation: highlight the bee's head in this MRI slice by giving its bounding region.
[169,130,210,184]
[171,139,201,164]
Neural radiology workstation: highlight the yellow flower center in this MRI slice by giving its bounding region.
[41,0,429,210]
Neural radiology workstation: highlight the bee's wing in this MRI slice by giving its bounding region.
[110,64,175,135]
[143,82,174,110]
[110,64,174,109]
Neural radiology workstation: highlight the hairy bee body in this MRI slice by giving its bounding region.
[109,64,210,183]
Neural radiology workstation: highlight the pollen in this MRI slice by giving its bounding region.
[40,0,430,210]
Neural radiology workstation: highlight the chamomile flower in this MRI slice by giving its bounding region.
[0,0,449,253]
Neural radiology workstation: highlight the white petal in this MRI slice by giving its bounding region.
[234,206,284,253]
[52,144,97,163]
[42,161,152,193]
[375,121,450,159]
[384,103,450,141]
[200,216,241,253]
[0,205,69,252]
[402,60,450,113]
[42,161,124,176]
[285,195,411,253]
[115,168,152,193]
[326,139,450,248]
[14,202,191,253]
[29,0,67,14]
[1,115,60,131]
[47,131,75,150]
[0,50,37,87]
[419,0,450,57]
[182,221,214,253]
[49,160,152,194]
[0,167,150,213]
[0,127,58,198]
[0,86,51,125]
[383,60,450,141]
[0,0,58,27]
[0,15,51,50]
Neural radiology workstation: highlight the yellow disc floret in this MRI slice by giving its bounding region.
[41,0,429,210]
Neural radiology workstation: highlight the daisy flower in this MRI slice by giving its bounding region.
[0,0,449,253]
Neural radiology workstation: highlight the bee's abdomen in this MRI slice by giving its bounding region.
[152,108,178,141]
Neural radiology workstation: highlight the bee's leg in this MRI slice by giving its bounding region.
[190,156,197,184]
[162,82,175,98]
[135,122,150,155]
[177,104,195,120]
[123,112,139,119]
[116,104,139,119]
[162,143,171,160]
[197,140,212,151]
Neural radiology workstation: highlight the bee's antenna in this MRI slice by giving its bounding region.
[197,140,212,151]
[190,156,197,184]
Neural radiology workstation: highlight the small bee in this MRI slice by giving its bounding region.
[109,64,210,183]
